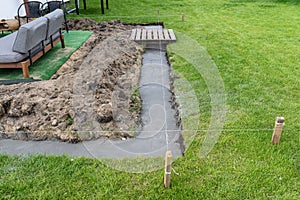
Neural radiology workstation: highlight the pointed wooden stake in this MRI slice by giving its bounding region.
[164,151,172,188]
[272,117,284,144]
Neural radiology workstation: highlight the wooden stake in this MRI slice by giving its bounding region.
[272,117,284,144]
[164,151,172,188]
[158,9,160,22]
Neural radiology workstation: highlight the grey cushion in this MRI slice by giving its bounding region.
[12,17,48,54]
[44,9,64,38]
[0,32,28,63]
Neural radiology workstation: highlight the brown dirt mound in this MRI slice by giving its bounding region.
[0,19,143,143]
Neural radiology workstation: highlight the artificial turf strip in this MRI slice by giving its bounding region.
[0,30,92,80]
[0,32,11,38]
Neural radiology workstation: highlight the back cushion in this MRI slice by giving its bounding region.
[44,9,64,38]
[12,17,48,54]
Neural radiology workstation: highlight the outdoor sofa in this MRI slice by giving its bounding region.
[0,9,65,78]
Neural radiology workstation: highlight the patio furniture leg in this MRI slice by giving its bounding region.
[75,0,79,15]
[21,64,30,78]
[59,30,65,48]
[83,0,86,9]
[101,0,104,14]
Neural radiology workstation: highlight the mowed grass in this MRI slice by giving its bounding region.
[1,0,299,199]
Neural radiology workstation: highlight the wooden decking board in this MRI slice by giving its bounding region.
[142,29,147,40]
[130,29,137,40]
[163,29,170,40]
[131,28,176,43]
[158,30,163,40]
[147,30,152,40]
[168,29,176,41]
[135,29,141,40]
[153,30,158,40]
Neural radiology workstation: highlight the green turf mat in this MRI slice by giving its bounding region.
[0,30,92,80]
[0,32,11,38]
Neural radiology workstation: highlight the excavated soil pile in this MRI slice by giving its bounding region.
[0,19,143,142]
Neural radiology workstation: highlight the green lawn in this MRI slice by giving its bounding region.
[0,0,299,199]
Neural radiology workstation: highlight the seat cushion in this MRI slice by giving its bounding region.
[0,32,28,63]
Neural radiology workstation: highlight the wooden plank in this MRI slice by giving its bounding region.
[153,29,158,40]
[135,29,141,40]
[163,29,170,40]
[141,29,147,40]
[168,29,176,41]
[0,63,23,69]
[130,29,136,40]
[158,29,164,40]
[147,29,152,40]
[164,151,172,188]
[21,64,30,79]
[272,117,284,144]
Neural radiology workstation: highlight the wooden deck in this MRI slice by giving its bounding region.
[130,29,176,44]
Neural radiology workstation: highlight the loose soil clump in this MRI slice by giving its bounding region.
[0,19,143,142]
